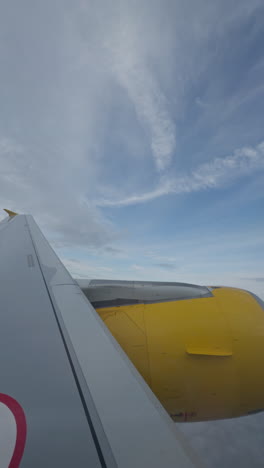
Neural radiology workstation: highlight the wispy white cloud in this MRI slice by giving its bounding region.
[97,141,264,206]
[0,137,23,156]
[62,258,114,279]
[103,7,176,171]
[0,135,116,247]
[110,47,176,170]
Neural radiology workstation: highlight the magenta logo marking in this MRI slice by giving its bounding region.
[0,394,27,468]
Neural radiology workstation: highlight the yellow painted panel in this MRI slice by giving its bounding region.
[126,308,145,333]
[97,288,264,422]
[143,296,236,421]
[213,288,264,415]
[98,306,151,386]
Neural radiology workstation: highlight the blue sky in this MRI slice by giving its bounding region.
[0,0,264,301]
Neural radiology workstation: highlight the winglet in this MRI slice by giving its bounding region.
[4,209,18,217]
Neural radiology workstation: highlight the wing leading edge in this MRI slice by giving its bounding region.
[0,213,198,467]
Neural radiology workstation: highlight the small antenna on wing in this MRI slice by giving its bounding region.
[4,209,18,217]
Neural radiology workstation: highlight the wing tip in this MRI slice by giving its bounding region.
[4,209,18,217]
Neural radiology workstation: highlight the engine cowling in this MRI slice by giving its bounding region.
[79,279,264,422]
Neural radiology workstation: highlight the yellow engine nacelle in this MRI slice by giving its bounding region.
[96,287,264,422]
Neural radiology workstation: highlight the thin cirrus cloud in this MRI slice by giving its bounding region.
[101,4,176,172]
[97,141,264,207]
[110,48,176,171]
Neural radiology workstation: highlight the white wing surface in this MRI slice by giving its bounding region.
[0,213,197,467]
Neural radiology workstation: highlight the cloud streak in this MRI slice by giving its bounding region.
[0,135,116,247]
[97,141,264,206]
[111,52,176,171]
[106,9,176,171]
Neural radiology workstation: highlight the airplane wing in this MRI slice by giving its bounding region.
[0,213,198,467]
